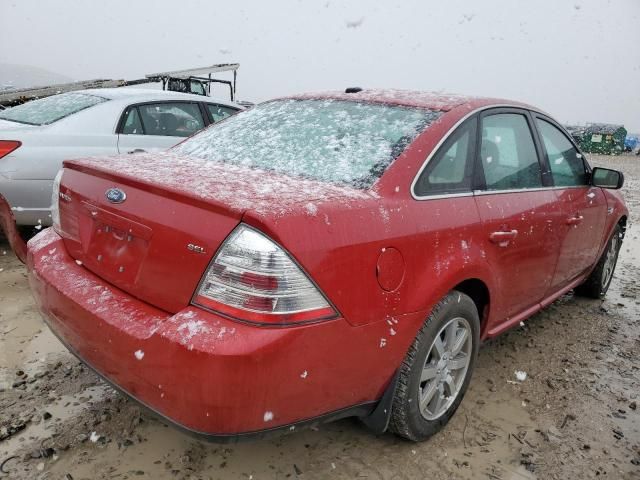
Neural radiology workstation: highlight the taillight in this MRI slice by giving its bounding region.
[193,224,336,325]
[0,140,21,159]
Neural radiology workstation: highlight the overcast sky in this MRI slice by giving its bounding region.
[1,0,639,131]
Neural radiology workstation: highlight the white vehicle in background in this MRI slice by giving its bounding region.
[0,88,242,257]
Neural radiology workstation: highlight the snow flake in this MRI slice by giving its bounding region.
[134,350,145,360]
[389,328,396,336]
[263,411,274,422]
[345,17,364,28]
[89,431,101,443]
[300,370,308,379]
[515,370,527,382]
[379,338,387,348]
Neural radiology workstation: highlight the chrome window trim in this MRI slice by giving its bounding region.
[473,185,587,196]
[407,185,589,203]
[413,191,475,201]
[410,103,556,201]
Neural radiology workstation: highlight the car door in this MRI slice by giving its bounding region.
[473,109,565,324]
[532,115,607,290]
[116,101,207,154]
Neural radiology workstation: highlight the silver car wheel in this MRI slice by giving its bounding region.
[418,316,472,421]
[601,233,620,289]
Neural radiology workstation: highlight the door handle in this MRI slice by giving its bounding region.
[128,149,146,154]
[489,229,518,246]
[565,215,584,226]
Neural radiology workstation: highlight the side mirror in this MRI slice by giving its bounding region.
[591,167,624,189]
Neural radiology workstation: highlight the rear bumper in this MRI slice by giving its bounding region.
[27,229,408,437]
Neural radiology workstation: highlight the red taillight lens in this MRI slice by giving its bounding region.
[0,140,21,159]
[193,224,337,325]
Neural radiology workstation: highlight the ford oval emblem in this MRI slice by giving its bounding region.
[105,188,126,204]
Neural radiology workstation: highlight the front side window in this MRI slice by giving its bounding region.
[536,118,587,187]
[137,102,205,137]
[174,99,441,188]
[206,104,238,123]
[414,119,476,196]
[480,113,542,190]
[0,93,107,125]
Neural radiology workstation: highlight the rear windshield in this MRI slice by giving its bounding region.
[174,99,441,188]
[0,93,107,125]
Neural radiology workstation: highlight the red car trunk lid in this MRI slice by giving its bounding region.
[57,166,242,313]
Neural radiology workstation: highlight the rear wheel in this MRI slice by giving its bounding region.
[575,224,623,299]
[389,291,480,441]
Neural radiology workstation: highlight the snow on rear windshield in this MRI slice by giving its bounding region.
[174,99,441,188]
[0,93,107,125]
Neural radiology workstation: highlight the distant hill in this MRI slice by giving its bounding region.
[0,63,73,90]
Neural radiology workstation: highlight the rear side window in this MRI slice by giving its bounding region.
[137,103,205,137]
[480,113,542,190]
[0,93,107,126]
[414,119,476,196]
[121,107,143,134]
[536,119,587,187]
[206,104,238,123]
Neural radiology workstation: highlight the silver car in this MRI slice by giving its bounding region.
[0,88,242,230]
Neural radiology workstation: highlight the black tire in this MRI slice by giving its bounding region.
[389,291,480,442]
[574,224,623,299]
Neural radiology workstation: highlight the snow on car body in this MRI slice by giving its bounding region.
[27,89,628,441]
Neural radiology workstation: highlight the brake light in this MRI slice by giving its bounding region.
[193,224,336,325]
[0,140,21,159]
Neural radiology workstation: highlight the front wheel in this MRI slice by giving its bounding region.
[575,224,623,299]
[389,291,480,442]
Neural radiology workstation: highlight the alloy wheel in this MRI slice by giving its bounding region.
[601,233,620,289]
[418,316,472,420]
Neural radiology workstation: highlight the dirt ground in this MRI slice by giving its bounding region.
[1,154,639,480]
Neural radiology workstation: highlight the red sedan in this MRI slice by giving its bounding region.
[28,89,627,441]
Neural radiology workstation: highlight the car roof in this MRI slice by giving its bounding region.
[288,89,531,112]
[78,87,239,106]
